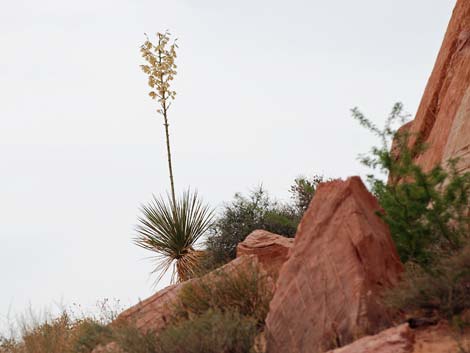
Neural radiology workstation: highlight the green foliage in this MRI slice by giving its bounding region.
[289,175,325,214]
[156,309,257,353]
[135,190,214,283]
[205,177,323,266]
[353,103,470,269]
[71,320,111,353]
[111,324,159,353]
[156,260,271,353]
[385,244,470,320]
[0,313,111,353]
[205,187,296,265]
[175,260,273,326]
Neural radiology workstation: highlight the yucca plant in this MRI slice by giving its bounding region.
[135,191,214,283]
[136,32,214,283]
[140,31,178,205]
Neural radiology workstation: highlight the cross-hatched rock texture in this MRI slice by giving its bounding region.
[402,0,470,174]
[236,230,294,278]
[325,324,414,353]
[265,177,403,353]
[115,281,183,334]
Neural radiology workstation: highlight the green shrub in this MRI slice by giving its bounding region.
[176,261,273,326]
[375,161,470,267]
[71,319,111,353]
[289,175,325,214]
[354,103,470,324]
[205,187,295,265]
[353,103,470,269]
[111,324,158,353]
[156,309,257,353]
[204,176,323,267]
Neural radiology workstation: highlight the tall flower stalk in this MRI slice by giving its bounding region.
[140,31,178,205]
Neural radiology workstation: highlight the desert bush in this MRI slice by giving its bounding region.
[385,243,470,320]
[111,262,271,353]
[175,260,273,326]
[0,337,19,353]
[353,103,470,269]
[0,301,127,353]
[0,313,96,353]
[354,103,470,323]
[110,324,158,353]
[71,319,112,353]
[0,312,160,353]
[204,177,323,268]
[375,161,470,268]
[205,187,296,265]
[18,313,75,353]
[289,175,325,214]
[156,309,257,353]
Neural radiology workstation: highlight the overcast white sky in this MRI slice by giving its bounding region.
[0,0,455,323]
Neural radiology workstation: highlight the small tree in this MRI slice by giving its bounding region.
[352,103,470,270]
[136,32,214,283]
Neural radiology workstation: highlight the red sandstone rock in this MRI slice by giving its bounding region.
[265,177,403,353]
[412,321,470,353]
[116,254,266,333]
[116,281,182,333]
[236,230,294,277]
[324,321,470,353]
[400,0,470,174]
[325,324,414,353]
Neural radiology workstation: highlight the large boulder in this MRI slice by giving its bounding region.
[265,177,403,353]
[325,324,414,353]
[400,0,470,174]
[236,230,294,277]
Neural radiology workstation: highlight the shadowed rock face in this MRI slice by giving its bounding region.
[265,177,403,353]
[236,230,294,278]
[402,0,470,174]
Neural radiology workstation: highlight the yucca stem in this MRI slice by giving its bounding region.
[162,100,176,206]
[157,34,176,206]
